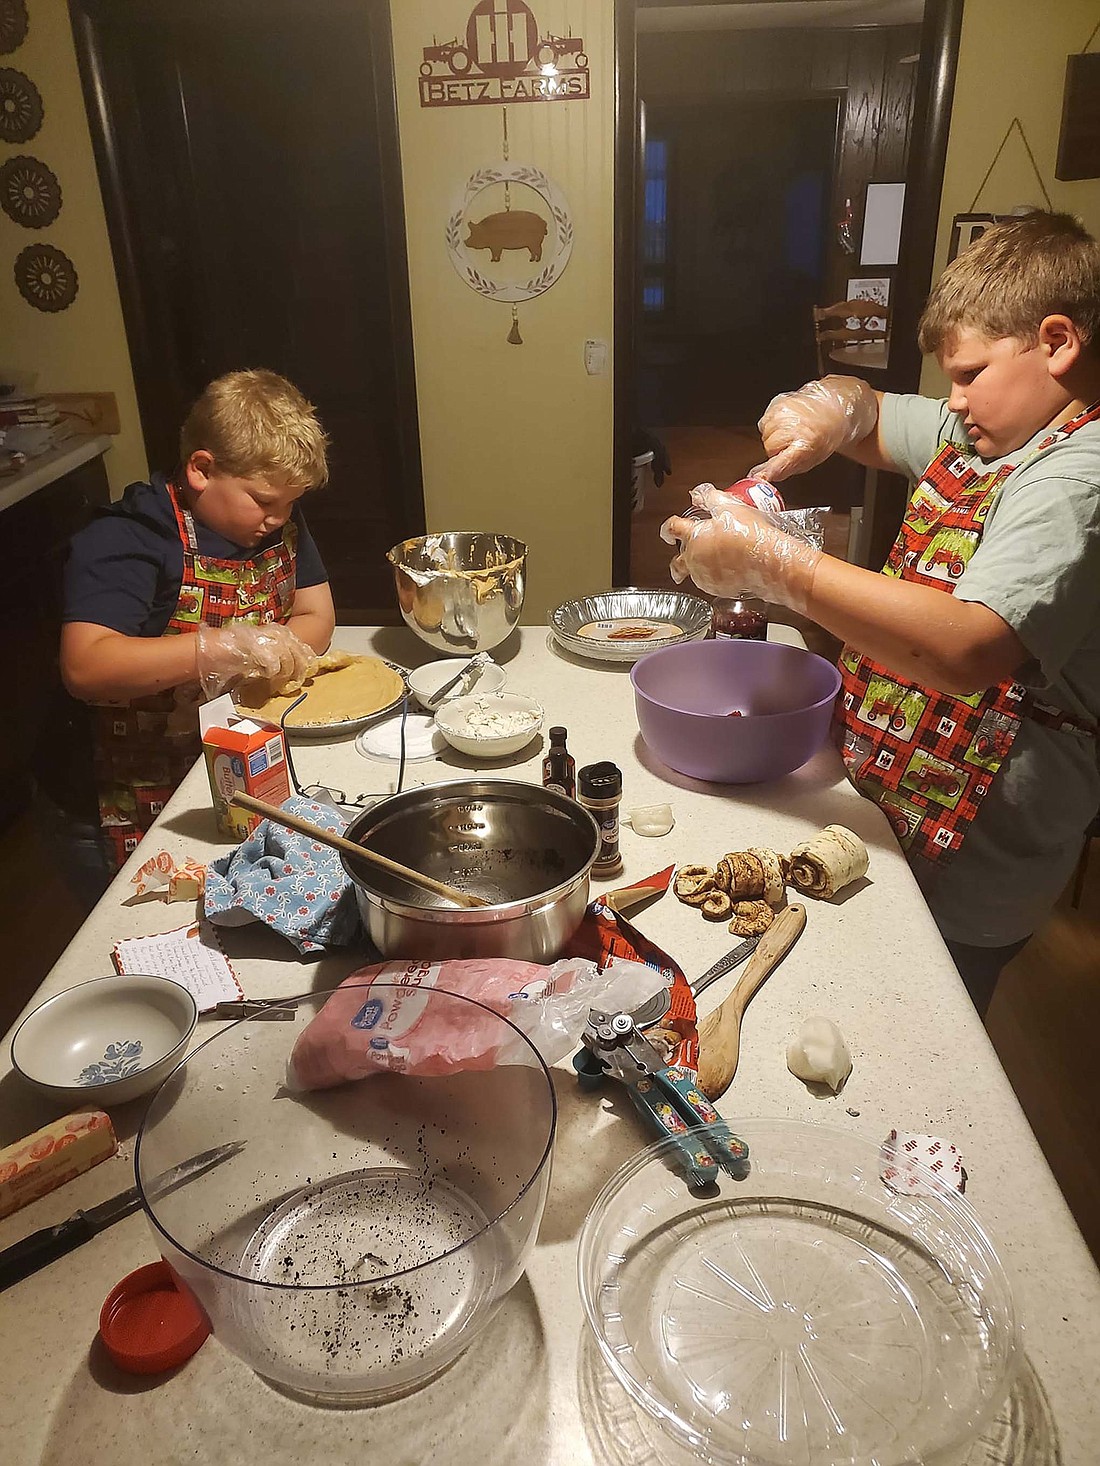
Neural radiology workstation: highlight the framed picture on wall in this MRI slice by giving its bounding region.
[860,182,905,266]
[1056,52,1100,181]
[845,277,889,331]
[947,213,1003,264]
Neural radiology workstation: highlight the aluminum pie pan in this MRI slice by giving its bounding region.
[550,588,711,664]
[234,659,410,740]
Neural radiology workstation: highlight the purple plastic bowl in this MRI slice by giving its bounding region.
[630,638,842,784]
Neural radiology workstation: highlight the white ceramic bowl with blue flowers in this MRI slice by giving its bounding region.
[11,975,198,1107]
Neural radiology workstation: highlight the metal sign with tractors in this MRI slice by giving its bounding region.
[419,1,590,107]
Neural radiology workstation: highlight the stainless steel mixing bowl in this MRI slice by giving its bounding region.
[387,532,527,653]
[342,780,600,961]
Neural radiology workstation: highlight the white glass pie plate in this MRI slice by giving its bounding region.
[551,589,711,664]
[578,1118,1018,1466]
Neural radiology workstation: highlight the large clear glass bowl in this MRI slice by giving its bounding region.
[579,1118,1018,1466]
[136,986,556,1404]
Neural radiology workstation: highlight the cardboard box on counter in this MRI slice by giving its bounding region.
[199,695,291,840]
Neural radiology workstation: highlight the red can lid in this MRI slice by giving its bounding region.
[99,1260,210,1375]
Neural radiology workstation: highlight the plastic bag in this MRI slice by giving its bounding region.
[287,955,666,1089]
[673,484,827,552]
[661,483,826,610]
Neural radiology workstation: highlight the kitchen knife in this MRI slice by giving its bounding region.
[0,1139,246,1291]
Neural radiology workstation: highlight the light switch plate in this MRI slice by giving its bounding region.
[584,339,608,375]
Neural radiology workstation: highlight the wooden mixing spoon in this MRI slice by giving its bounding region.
[695,903,807,1101]
[228,792,488,909]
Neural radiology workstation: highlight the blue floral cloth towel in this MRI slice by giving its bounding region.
[205,795,361,954]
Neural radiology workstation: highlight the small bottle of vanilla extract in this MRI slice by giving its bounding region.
[542,726,576,799]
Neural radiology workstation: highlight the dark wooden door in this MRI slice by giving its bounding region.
[70,0,423,619]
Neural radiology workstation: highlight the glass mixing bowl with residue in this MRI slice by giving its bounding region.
[136,986,556,1403]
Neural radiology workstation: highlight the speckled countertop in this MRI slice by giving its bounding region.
[1,626,1097,1464]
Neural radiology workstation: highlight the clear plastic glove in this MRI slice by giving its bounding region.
[660,484,822,613]
[196,622,317,700]
[751,375,878,482]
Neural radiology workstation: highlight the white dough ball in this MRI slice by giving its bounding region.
[786,1015,852,1094]
[625,803,674,838]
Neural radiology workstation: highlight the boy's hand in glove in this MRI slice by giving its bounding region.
[196,622,317,699]
[661,485,821,614]
[751,375,878,483]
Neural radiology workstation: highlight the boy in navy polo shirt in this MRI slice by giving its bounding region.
[62,368,334,867]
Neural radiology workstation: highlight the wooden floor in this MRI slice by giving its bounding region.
[632,423,1100,1262]
[2,433,1097,1262]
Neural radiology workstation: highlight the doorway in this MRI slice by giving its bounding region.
[616,0,964,588]
[70,0,423,620]
[637,96,839,434]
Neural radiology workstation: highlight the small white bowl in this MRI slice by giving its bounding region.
[434,692,544,758]
[408,657,506,710]
[11,975,198,1108]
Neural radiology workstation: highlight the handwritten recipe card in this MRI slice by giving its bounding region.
[112,922,243,1011]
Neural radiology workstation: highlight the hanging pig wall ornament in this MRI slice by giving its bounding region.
[465,208,547,262]
[446,161,573,342]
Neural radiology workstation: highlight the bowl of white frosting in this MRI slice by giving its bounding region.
[433,692,544,758]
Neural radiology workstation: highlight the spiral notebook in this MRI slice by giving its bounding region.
[111,921,243,1012]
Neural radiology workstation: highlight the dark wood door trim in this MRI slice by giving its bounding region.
[69,4,157,438]
[366,0,425,540]
[612,0,638,587]
[887,0,965,395]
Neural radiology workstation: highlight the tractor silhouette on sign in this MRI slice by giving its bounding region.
[421,38,472,76]
[535,34,587,67]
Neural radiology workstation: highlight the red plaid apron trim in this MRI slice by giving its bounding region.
[835,399,1100,870]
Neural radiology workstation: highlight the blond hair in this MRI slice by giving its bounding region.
[179,369,329,489]
[918,210,1100,357]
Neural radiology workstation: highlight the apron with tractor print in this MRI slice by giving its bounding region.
[835,400,1100,873]
[92,482,297,871]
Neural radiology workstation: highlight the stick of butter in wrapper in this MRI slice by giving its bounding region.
[0,1110,118,1219]
[131,851,207,902]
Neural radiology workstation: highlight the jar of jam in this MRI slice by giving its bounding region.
[711,595,768,641]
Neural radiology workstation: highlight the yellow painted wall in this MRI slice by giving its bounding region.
[389,0,616,619]
[0,1,145,493]
[921,0,1100,396]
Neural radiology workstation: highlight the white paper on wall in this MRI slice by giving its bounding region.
[860,183,905,266]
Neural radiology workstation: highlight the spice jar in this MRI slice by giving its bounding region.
[577,762,623,878]
[542,726,576,799]
[711,595,768,641]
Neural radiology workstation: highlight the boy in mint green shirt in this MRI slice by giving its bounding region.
[663,211,1100,1015]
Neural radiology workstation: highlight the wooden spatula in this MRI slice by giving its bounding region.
[228,792,488,909]
[695,903,807,1101]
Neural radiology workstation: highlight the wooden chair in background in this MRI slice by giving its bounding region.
[813,299,890,377]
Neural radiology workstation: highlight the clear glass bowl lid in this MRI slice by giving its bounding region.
[578,1117,1019,1466]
